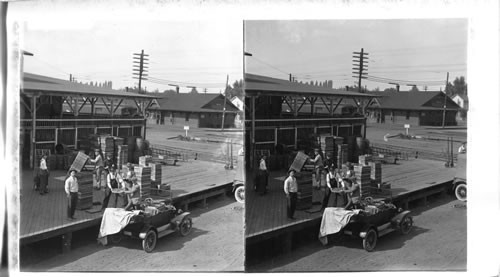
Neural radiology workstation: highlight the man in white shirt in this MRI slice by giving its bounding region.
[284,169,298,219]
[65,169,79,220]
[90,149,104,190]
[310,148,324,184]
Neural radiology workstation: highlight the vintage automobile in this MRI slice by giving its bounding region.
[109,198,192,253]
[232,147,245,203]
[334,185,413,252]
[452,144,467,201]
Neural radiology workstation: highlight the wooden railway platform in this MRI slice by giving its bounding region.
[19,159,236,252]
[245,158,456,261]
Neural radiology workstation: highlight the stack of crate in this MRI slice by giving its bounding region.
[70,151,90,172]
[337,144,349,167]
[368,161,382,186]
[358,154,373,166]
[76,172,93,210]
[354,164,372,195]
[134,166,152,199]
[150,163,162,191]
[88,134,100,152]
[139,155,153,167]
[99,136,114,159]
[296,171,313,210]
[116,145,128,169]
[324,136,335,160]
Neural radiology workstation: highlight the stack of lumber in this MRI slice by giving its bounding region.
[134,166,152,199]
[76,172,93,210]
[116,145,128,169]
[337,144,349,167]
[99,136,114,158]
[358,154,373,166]
[139,155,153,166]
[296,172,313,210]
[70,152,90,172]
[368,161,382,186]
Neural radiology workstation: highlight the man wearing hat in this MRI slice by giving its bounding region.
[89,149,104,190]
[310,148,324,184]
[65,169,79,220]
[284,169,298,219]
[101,164,124,211]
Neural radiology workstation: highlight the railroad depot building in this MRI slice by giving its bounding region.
[148,92,240,128]
[244,73,377,167]
[366,91,461,126]
[20,73,156,168]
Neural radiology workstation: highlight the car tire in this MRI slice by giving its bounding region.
[142,229,157,253]
[399,215,413,235]
[362,228,377,252]
[179,217,193,237]
[234,185,245,203]
[455,183,467,202]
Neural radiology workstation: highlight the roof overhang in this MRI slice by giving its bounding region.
[21,73,156,100]
[244,73,378,99]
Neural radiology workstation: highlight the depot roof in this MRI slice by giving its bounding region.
[22,73,156,100]
[244,73,378,99]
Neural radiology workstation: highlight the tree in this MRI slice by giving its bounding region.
[383,87,397,93]
[409,85,419,93]
[445,76,467,96]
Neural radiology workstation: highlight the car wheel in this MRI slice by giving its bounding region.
[455,183,467,202]
[234,186,245,203]
[179,217,193,237]
[110,233,123,244]
[399,215,413,235]
[362,228,377,252]
[142,229,157,253]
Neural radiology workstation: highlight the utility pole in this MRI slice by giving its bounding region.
[132,50,149,94]
[442,72,449,128]
[289,73,293,82]
[353,48,369,93]
[221,74,229,131]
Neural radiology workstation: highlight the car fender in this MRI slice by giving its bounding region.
[139,226,156,239]
[359,225,376,239]
[232,181,244,192]
[172,212,191,225]
[391,210,411,226]
[452,178,466,190]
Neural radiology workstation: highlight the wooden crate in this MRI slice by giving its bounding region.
[289,151,310,173]
[70,152,90,172]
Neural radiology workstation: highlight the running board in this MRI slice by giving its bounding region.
[158,229,176,239]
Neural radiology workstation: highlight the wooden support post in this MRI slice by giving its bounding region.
[30,95,37,169]
[62,232,72,253]
[251,96,256,168]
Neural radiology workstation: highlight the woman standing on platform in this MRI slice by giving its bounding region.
[38,154,50,195]
[257,155,269,195]
[90,149,104,190]
[65,169,79,220]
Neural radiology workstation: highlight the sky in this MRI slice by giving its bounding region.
[8,8,243,94]
[244,19,467,91]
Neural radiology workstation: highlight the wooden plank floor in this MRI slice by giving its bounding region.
[245,159,455,239]
[20,160,236,243]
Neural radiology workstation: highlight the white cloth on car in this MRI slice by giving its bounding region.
[97,208,141,245]
[318,207,360,245]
